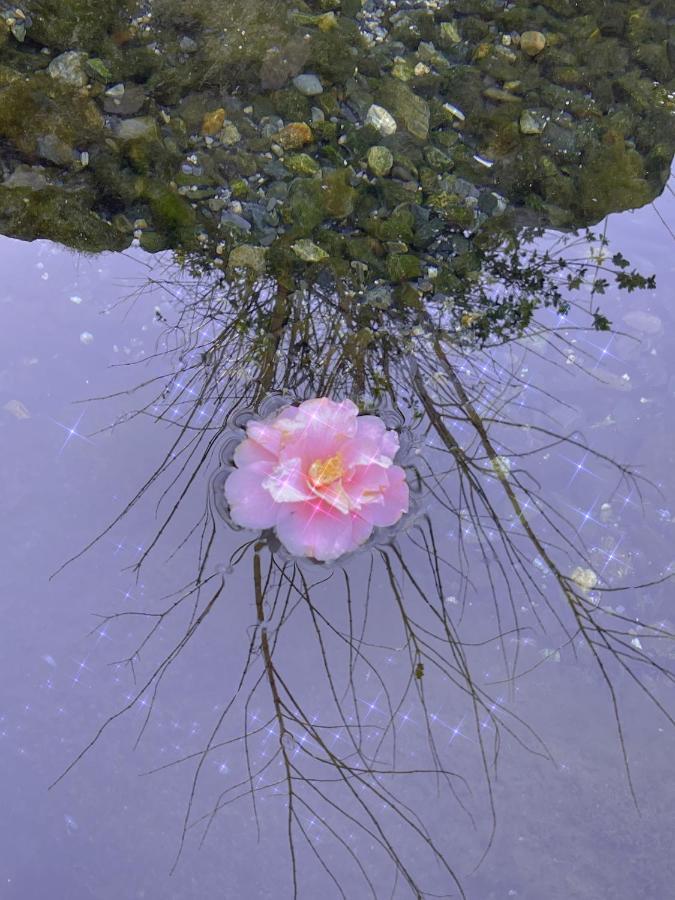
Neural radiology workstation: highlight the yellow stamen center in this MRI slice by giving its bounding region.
[308,453,344,487]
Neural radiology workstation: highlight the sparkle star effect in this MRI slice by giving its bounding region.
[49,410,95,454]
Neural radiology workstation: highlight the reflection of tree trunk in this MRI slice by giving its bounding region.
[255,283,289,405]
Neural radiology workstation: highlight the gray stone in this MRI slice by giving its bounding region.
[105,83,125,99]
[103,85,147,116]
[260,116,284,138]
[48,51,88,88]
[520,109,549,135]
[11,21,26,42]
[3,166,49,190]
[292,74,323,96]
[179,36,198,53]
[220,211,252,232]
[36,134,74,166]
[113,117,159,141]
[220,122,241,146]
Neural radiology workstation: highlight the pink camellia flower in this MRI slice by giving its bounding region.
[224,398,409,561]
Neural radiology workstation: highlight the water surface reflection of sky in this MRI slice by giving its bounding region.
[2,179,675,899]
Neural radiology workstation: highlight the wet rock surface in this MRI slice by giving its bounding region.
[0,0,672,291]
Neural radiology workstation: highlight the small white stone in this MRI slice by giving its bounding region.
[366,104,397,136]
[105,83,125,98]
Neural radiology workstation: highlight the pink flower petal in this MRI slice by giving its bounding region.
[343,463,390,509]
[309,479,354,514]
[247,420,283,456]
[276,501,356,562]
[233,437,277,466]
[350,512,375,548]
[262,458,313,503]
[357,416,400,459]
[358,465,409,527]
[341,418,399,469]
[224,461,279,529]
[277,398,359,465]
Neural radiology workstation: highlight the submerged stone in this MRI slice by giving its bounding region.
[48,51,88,87]
[36,134,74,166]
[201,108,226,136]
[285,153,321,176]
[386,253,421,282]
[291,239,329,262]
[323,169,356,218]
[220,122,242,146]
[228,244,267,274]
[520,109,549,135]
[113,117,159,141]
[274,122,314,150]
[292,74,323,96]
[367,145,394,177]
[520,31,547,57]
[439,22,461,46]
[378,82,430,140]
[365,104,397,136]
[85,58,112,82]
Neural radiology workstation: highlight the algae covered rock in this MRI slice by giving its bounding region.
[577,139,653,219]
[291,239,329,262]
[273,122,314,150]
[28,0,133,52]
[227,244,267,274]
[520,31,547,57]
[386,253,422,283]
[0,184,127,252]
[48,51,89,87]
[378,81,430,140]
[367,145,394,177]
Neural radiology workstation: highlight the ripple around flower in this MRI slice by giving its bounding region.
[215,397,411,562]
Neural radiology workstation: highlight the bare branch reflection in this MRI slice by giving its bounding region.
[51,224,675,897]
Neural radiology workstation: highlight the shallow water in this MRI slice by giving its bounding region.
[2,182,674,898]
[3,2,675,898]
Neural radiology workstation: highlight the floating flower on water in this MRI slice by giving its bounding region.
[224,398,409,561]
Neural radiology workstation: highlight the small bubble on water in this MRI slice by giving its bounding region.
[79,331,94,345]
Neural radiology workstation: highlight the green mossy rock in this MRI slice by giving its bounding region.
[323,168,357,219]
[28,0,134,52]
[577,139,653,220]
[147,187,197,241]
[378,79,430,141]
[386,253,422,282]
[285,177,325,236]
[0,185,127,252]
[0,74,103,158]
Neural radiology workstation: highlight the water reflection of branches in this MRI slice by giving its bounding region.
[53,226,674,897]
